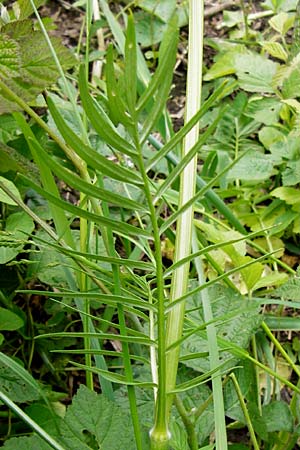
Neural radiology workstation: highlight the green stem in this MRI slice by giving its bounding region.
[174,395,198,450]
[229,374,260,450]
[99,177,143,449]
[192,230,228,450]
[165,0,204,419]
[0,390,66,450]
[138,157,168,447]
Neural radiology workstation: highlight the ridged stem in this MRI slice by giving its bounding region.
[165,0,204,418]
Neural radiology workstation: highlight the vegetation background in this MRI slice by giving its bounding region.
[1,0,300,449]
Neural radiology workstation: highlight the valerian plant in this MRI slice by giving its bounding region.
[1,1,300,450]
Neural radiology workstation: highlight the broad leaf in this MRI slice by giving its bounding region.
[3,436,51,450]
[15,0,46,20]
[262,401,293,432]
[0,177,22,205]
[234,52,278,93]
[59,385,138,450]
[227,151,274,182]
[0,307,24,331]
[180,284,262,373]
[0,211,34,264]
[0,354,41,403]
[0,20,75,114]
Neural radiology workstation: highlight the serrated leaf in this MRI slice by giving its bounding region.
[245,97,281,126]
[262,41,288,61]
[282,160,300,186]
[60,385,137,450]
[274,272,300,300]
[271,186,300,204]
[0,20,76,114]
[204,50,241,81]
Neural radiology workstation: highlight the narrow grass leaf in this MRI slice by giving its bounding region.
[165,251,277,312]
[31,138,145,211]
[135,14,179,113]
[146,81,229,171]
[32,234,154,271]
[98,0,150,88]
[21,290,156,312]
[140,16,178,143]
[105,45,133,126]
[124,13,137,115]
[35,332,155,346]
[70,362,156,388]
[47,97,142,186]
[159,145,248,234]
[154,112,222,203]
[13,112,75,247]
[18,175,151,238]
[79,65,137,158]
[164,228,268,277]
[0,390,65,450]
[169,360,232,394]
[51,349,149,364]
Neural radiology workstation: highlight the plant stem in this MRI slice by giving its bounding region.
[229,373,260,450]
[165,0,204,418]
[192,229,228,450]
[99,177,143,449]
[174,395,198,450]
[0,390,66,450]
[136,154,168,448]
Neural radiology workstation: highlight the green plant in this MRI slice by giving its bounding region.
[1,1,300,450]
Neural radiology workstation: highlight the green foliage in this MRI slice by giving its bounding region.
[3,385,144,450]
[0,2,75,113]
[1,1,300,450]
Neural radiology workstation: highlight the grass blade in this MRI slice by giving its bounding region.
[47,96,142,185]
[79,65,137,158]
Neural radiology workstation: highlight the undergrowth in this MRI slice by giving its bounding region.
[0,0,300,449]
